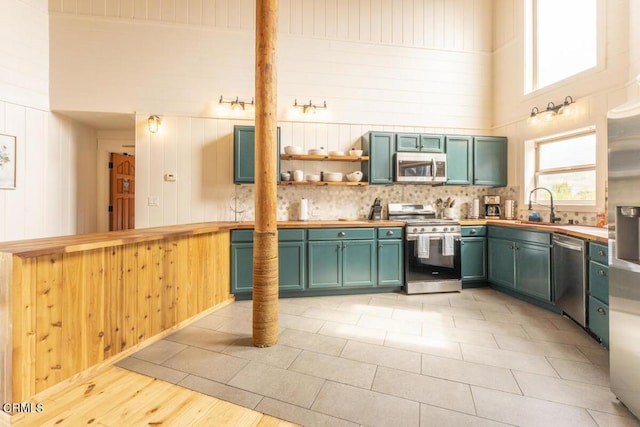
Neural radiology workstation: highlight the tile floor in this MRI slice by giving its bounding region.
[118,288,640,427]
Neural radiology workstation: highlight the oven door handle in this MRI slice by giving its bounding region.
[406,234,462,241]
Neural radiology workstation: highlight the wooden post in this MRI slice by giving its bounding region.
[252,0,279,347]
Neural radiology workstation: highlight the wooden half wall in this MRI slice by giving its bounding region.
[1,230,231,405]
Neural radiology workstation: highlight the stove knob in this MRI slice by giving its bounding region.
[420,227,425,232]
[432,227,437,232]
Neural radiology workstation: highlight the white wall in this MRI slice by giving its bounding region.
[492,0,635,219]
[50,1,498,228]
[0,0,100,242]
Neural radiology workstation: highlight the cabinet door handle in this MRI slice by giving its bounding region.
[470,229,477,235]
[386,230,394,236]
[378,244,383,248]
[598,250,606,256]
[597,307,606,315]
[338,231,346,237]
[598,269,607,277]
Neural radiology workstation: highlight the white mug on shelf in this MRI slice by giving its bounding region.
[293,170,304,181]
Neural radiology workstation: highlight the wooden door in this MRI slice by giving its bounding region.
[109,153,135,230]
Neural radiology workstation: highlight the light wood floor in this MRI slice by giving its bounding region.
[16,366,297,426]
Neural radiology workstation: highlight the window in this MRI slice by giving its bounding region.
[525,0,598,93]
[533,129,596,205]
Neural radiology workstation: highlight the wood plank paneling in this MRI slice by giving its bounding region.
[5,230,232,402]
[35,254,63,393]
[50,0,493,51]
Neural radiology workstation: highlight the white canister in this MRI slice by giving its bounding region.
[299,198,309,221]
[505,200,515,219]
[293,170,304,181]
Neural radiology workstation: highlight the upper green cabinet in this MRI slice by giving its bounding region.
[396,133,445,153]
[233,125,281,184]
[362,131,395,185]
[446,135,507,187]
[473,136,507,187]
[446,136,474,185]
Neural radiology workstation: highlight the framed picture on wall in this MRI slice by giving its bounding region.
[0,133,16,189]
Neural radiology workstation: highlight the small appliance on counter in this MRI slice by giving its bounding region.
[484,195,501,219]
[504,199,516,219]
[368,198,382,220]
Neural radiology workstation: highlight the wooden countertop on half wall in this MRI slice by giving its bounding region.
[0,220,406,257]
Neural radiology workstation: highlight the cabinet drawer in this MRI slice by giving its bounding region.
[279,229,306,241]
[378,227,403,239]
[231,229,254,242]
[488,226,551,245]
[462,226,486,237]
[589,242,608,265]
[589,261,609,304]
[588,295,609,347]
[232,229,305,243]
[308,228,375,240]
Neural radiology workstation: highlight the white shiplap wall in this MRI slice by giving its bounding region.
[0,0,49,110]
[49,0,493,52]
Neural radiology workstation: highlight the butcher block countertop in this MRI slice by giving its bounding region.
[459,219,609,243]
[0,220,406,257]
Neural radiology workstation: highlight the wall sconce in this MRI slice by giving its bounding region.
[293,99,327,114]
[528,96,575,124]
[219,95,254,111]
[148,115,161,133]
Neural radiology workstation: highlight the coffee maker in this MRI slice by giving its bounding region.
[484,195,502,219]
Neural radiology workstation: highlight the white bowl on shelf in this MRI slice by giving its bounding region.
[346,171,363,182]
[306,174,321,182]
[329,150,345,157]
[308,148,326,155]
[323,172,343,182]
[284,145,303,155]
[348,149,363,157]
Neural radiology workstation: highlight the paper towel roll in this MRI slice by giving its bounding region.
[471,199,480,219]
[299,198,309,221]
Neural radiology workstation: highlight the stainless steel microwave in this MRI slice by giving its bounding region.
[395,152,447,183]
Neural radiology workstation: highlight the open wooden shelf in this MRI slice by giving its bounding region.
[280,154,369,162]
[279,181,368,186]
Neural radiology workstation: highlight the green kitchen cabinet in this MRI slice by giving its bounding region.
[488,237,516,289]
[230,229,305,295]
[362,132,395,184]
[377,227,404,287]
[587,241,609,347]
[446,136,474,185]
[461,226,488,285]
[515,241,552,301]
[487,226,552,302]
[396,133,445,153]
[308,228,376,289]
[233,125,281,184]
[473,136,507,187]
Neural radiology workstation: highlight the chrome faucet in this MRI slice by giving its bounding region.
[528,187,560,223]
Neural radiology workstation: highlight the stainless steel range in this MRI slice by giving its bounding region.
[388,203,462,294]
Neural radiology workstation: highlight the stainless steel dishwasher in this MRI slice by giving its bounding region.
[553,234,587,326]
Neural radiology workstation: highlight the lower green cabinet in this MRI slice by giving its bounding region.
[488,238,516,288]
[461,237,487,282]
[308,234,376,289]
[487,226,552,303]
[232,227,403,297]
[587,241,609,347]
[378,239,404,286]
[230,230,305,294]
[515,241,551,301]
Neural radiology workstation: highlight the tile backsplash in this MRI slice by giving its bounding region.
[232,184,600,226]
